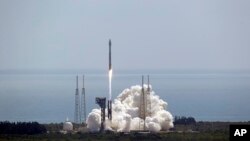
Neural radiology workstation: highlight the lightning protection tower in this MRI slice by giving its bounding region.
[80,75,86,123]
[74,75,80,124]
[139,75,152,130]
[139,75,146,130]
[147,75,151,117]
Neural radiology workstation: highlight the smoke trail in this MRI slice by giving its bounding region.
[87,85,174,132]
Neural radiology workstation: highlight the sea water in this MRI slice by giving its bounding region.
[0,70,249,123]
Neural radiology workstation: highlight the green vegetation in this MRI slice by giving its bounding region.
[0,132,228,141]
[43,123,63,132]
[0,121,46,135]
[174,116,196,125]
[0,120,249,141]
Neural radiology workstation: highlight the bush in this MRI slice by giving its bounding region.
[0,121,47,135]
[174,116,196,125]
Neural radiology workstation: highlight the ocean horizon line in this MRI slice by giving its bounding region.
[1,68,250,75]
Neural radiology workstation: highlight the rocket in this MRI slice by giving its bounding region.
[109,39,112,71]
[108,99,112,120]
[108,39,112,120]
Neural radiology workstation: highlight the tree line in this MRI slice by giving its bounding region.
[0,121,47,135]
[174,116,196,125]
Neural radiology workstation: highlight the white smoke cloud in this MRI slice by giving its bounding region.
[87,85,174,132]
[86,109,101,132]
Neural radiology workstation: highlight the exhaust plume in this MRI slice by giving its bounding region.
[87,85,174,132]
[109,69,112,100]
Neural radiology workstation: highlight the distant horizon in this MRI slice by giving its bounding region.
[1,68,250,123]
[1,68,250,74]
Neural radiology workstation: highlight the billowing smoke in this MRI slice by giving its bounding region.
[86,85,174,132]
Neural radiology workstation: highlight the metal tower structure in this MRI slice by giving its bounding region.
[147,75,151,117]
[74,75,80,124]
[80,75,86,123]
[138,75,152,130]
[139,75,146,130]
[95,97,106,132]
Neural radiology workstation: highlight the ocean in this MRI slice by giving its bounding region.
[0,70,250,123]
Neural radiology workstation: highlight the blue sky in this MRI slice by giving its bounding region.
[0,0,249,71]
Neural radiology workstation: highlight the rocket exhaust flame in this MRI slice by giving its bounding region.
[109,69,112,100]
[108,39,112,120]
[108,39,112,100]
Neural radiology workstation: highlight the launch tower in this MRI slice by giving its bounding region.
[139,75,151,130]
[96,97,106,132]
[147,75,151,117]
[74,76,80,123]
[80,75,86,123]
[139,76,146,130]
